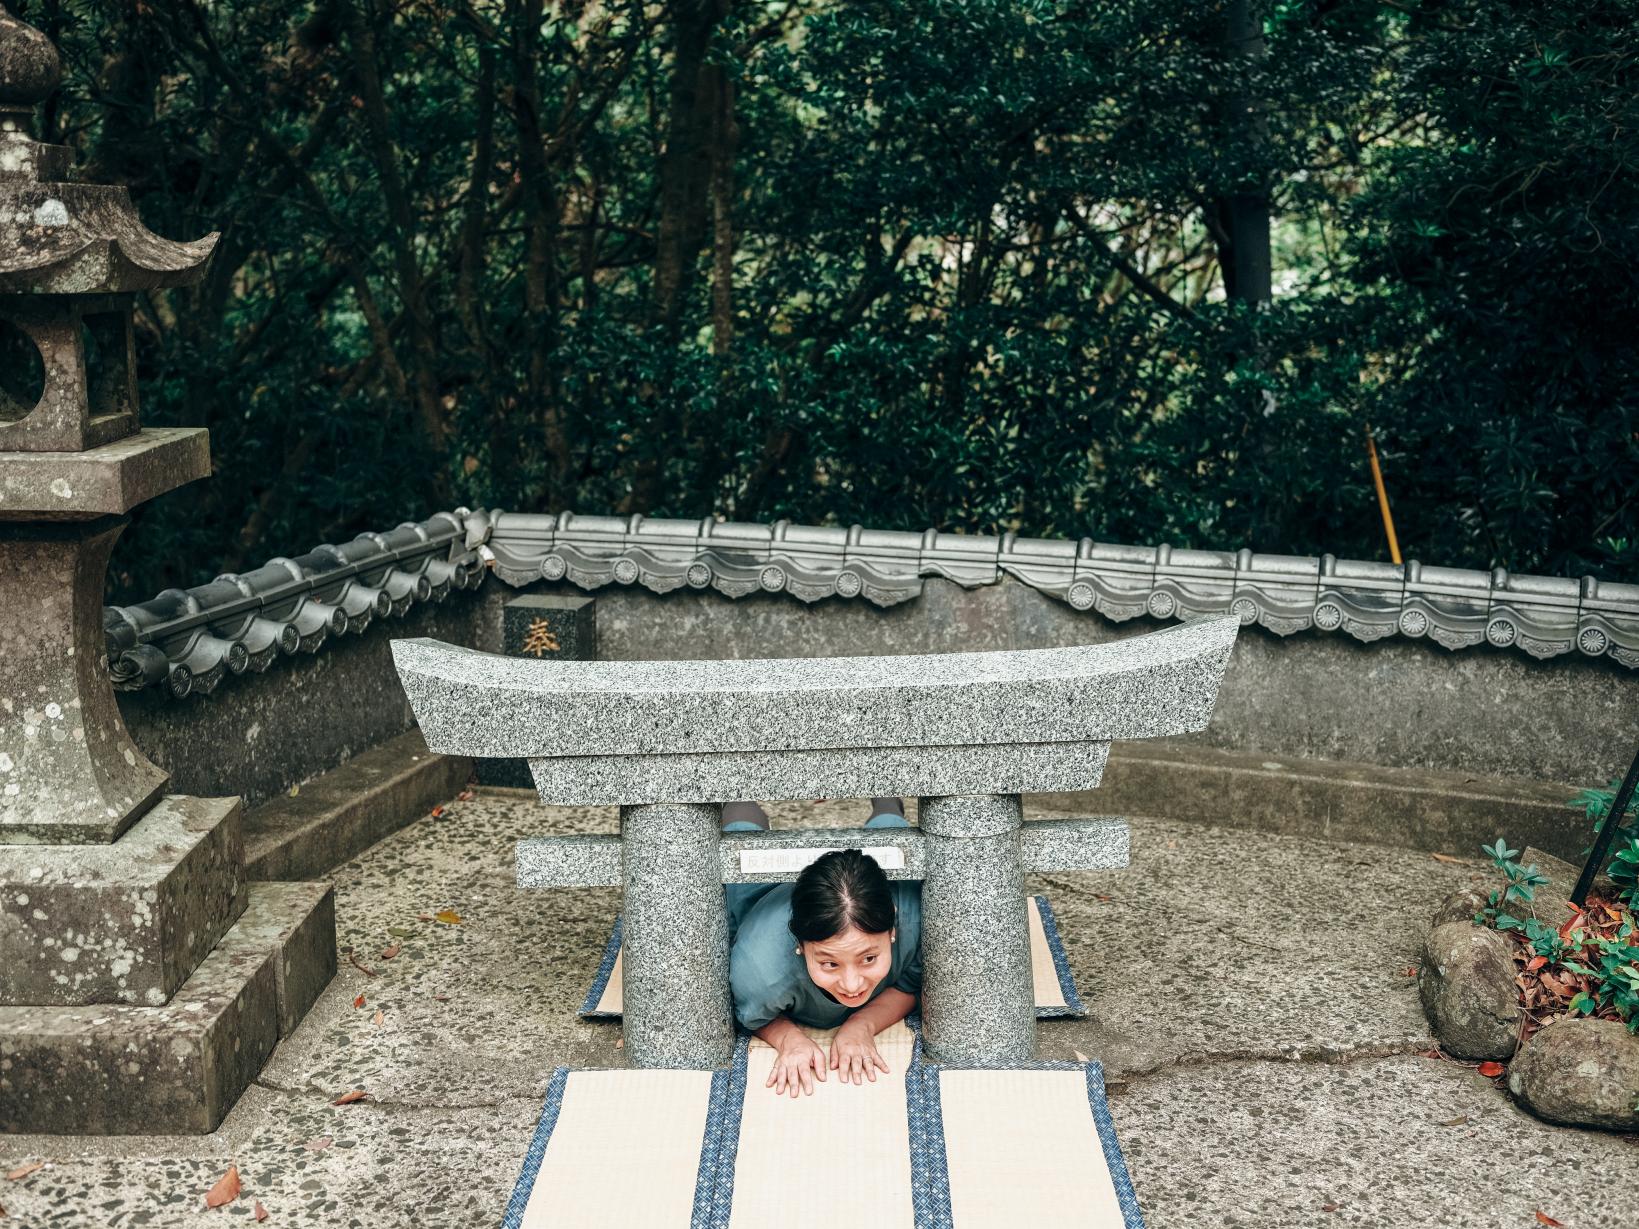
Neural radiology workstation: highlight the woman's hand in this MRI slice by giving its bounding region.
[829,1019,891,1085]
[768,1032,828,1098]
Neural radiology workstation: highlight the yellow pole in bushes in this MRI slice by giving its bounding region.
[1366,426,1402,565]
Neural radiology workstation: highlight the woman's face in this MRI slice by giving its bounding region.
[799,925,895,1007]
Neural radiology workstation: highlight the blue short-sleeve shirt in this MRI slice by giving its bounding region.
[723,813,923,1032]
[727,880,923,1031]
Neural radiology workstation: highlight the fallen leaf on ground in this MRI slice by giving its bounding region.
[1535,1213,1565,1227]
[254,1201,270,1222]
[380,944,402,960]
[1321,1203,1338,1213]
[1403,966,1417,977]
[303,1136,332,1152]
[347,951,377,978]
[614,1037,624,1049]
[4,1164,43,1182]
[416,913,432,922]
[430,805,446,818]
[353,993,366,1009]
[1093,893,1113,902]
[434,909,462,925]
[457,789,476,802]
[1429,853,1464,864]
[1072,1050,1089,1062]
[388,926,412,938]
[205,1165,241,1208]
[1477,1061,1505,1078]
[1439,1115,1469,1127]
[1526,955,1548,972]
[1,1199,7,1217]
[332,1089,369,1106]
[433,993,450,1002]
[373,1008,384,1027]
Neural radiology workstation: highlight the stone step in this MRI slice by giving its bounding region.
[0,879,334,1135]
[242,728,470,882]
[0,795,244,1007]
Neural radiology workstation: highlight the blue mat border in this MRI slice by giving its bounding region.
[692,1035,750,1229]
[1030,893,1087,1018]
[905,1032,1147,1229]
[579,913,625,1018]
[906,1025,955,1229]
[580,899,1088,1021]
[505,1029,1145,1229]
[501,1065,570,1229]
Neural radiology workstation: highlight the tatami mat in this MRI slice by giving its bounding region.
[581,895,1084,1020]
[503,1021,1144,1229]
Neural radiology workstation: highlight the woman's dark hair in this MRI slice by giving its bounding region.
[789,849,896,943]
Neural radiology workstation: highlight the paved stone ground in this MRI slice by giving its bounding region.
[2,791,1634,1227]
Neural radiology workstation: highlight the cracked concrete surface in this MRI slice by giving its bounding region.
[2,790,1634,1227]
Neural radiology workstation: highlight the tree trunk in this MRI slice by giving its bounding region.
[1217,0,1271,305]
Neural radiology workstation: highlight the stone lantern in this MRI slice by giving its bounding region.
[0,3,214,842]
[0,6,335,1135]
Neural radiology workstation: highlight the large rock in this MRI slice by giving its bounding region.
[1430,886,1491,927]
[1508,1018,1639,1132]
[1419,921,1520,1060]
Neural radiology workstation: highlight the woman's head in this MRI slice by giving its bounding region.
[789,849,896,1006]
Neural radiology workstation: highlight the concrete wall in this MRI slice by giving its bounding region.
[118,572,1632,807]
[118,587,506,808]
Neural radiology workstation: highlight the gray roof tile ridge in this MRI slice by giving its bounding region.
[104,505,1639,698]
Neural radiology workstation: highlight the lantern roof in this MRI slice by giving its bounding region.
[0,3,216,294]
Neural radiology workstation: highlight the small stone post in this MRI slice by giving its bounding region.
[619,801,735,1068]
[476,594,598,788]
[919,793,1036,1063]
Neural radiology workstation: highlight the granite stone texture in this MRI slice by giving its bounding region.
[514,832,626,888]
[524,739,1111,805]
[119,588,505,811]
[0,426,209,520]
[0,794,244,1006]
[919,794,1036,1063]
[0,516,169,842]
[1020,817,1131,873]
[618,801,734,1069]
[476,594,598,788]
[392,614,1238,759]
[565,573,1627,785]
[516,817,1130,887]
[0,926,278,1135]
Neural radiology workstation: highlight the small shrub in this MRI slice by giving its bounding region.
[1475,835,1639,1036]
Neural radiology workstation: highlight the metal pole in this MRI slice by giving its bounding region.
[1571,746,1639,907]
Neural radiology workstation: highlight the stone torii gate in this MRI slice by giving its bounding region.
[393,614,1237,1067]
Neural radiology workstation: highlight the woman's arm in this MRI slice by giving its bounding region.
[830,987,917,1084]
[755,1014,828,1097]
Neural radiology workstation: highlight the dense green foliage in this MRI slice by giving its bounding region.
[17,1,1633,601]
